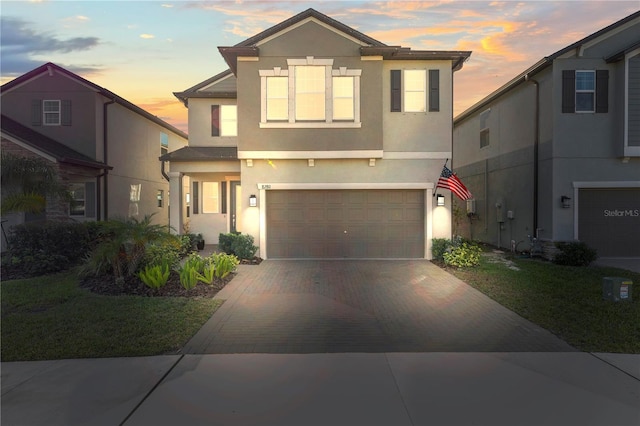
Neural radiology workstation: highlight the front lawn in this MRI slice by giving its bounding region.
[1,271,223,362]
[444,253,640,353]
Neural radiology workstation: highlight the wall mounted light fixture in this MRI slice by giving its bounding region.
[437,194,445,206]
[561,195,571,209]
[249,194,257,207]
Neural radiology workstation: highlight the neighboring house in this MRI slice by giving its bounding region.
[1,62,188,240]
[453,11,640,258]
[165,8,471,259]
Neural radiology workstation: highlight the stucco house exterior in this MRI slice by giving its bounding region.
[1,63,188,238]
[452,11,640,258]
[164,8,471,259]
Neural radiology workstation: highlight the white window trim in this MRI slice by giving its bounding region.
[575,70,595,113]
[624,49,640,156]
[43,100,61,126]
[259,56,361,128]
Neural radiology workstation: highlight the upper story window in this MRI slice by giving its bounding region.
[575,71,595,112]
[259,57,361,128]
[160,132,169,156]
[43,100,61,125]
[211,105,237,136]
[390,69,440,113]
[562,69,608,114]
[479,109,490,148]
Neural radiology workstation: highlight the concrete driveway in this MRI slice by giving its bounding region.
[183,260,575,354]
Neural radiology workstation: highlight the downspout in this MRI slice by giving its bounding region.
[525,74,540,236]
[103,98,116,220]
[161,159,170,182]
[95,171,108,221]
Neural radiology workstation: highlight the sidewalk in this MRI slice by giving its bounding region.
[2,352,639,425]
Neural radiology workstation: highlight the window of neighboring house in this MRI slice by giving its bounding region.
[69,183,85,216]
[562,69,608,113]
[43,100,61,125]
[211,105,237,136]
[202,182,219,213]
[480,109,490,148]
[391,69,440,113]
[259,57,361,128]
[404,70,426,112]
[160,132,169,156]
[157,190,164,208]
[575,70,595,112]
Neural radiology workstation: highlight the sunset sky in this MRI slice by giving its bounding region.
[2,1,638,133]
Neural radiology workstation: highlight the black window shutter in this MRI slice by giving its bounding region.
[61,100,72,126]
[85,182,96,218]
[562,70,576,113]
[192,181,199,214]
[391,70,402,112]
[211,105,220,136]
[428,69,440,112]
[32,100,42,126]
[596,70,608,113]
[221,182,227,214]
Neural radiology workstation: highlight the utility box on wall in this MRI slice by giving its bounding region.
[602,277,633,302]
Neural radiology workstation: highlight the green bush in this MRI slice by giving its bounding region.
[553,241,597,266]
[218,232,258,260]
[209,253,239,279]
[178,264,199,290]
[443,242,482,268]
[142,236,183,270]
[4,221,99,276]
[431,238,449,261]
[138,262,170,290]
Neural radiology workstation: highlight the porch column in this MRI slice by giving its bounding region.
[168,172,183,235]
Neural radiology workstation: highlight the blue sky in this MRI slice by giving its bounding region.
[2,1,638,132]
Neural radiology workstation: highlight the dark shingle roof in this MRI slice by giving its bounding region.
[159,146,238,162]
[1,115,111,170]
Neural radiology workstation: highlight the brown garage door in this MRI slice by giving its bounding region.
[578,188,640,257]
[267,189,424,258]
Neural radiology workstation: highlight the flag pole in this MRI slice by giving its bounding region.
[433,158,449,197]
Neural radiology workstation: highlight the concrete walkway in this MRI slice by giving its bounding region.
[2,352,639,425]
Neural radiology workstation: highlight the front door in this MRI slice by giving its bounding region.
[230,181,241,233]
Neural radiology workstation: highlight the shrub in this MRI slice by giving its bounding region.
[4,221,97,276]
[443,242,482,268]
[553,241,597,266]
[431,238,449,261]
[138,262,170,290]
[218,232,258,260]
[142,236,183,270]
[178,264,199,290]
[210,253,239,279]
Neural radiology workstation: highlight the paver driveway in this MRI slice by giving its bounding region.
[183,260,576,354]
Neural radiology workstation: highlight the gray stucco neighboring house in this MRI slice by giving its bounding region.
[165,8,471,259]
[453,11,640,258]
[1,62,188,243]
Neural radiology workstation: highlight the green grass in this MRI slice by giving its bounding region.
[1,270,223,361]
[447,255,640,353]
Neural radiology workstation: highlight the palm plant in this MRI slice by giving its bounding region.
[0,153,71,215]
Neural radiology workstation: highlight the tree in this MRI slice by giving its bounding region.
[0,153,71,215]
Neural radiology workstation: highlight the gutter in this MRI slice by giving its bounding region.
[103,98,116,220]
[525,74,540,236]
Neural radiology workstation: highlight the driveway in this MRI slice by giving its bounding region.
[183,260,575,354]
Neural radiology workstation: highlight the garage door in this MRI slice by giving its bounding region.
[267,189,424,258]
[578,188,640,257]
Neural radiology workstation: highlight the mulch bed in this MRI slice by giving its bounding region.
[79,272,234,298]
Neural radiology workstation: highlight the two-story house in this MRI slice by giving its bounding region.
[164,8,470,259]
[453,11,640,259]
[1,63,188,237]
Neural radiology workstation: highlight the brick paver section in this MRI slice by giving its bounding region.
[183,260,576,354]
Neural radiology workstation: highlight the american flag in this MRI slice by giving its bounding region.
[437,165,473,200]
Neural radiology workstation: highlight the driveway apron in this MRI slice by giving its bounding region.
[183,260,575,354]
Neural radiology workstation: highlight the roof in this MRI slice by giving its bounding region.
[1,62,188,139]
[173,69,236,107]
[1,114,112,170]
[454,10,640,124]
[159,146,238,162]
[180,8,471,103]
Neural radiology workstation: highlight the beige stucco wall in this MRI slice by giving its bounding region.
[187,98,238,147]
